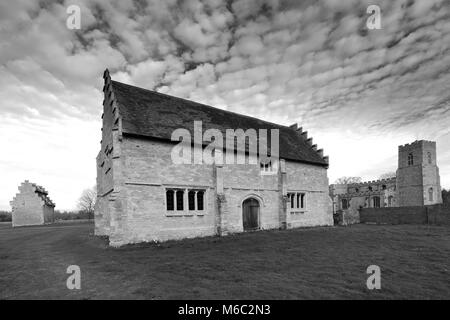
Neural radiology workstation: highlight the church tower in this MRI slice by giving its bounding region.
[396,140,442,206]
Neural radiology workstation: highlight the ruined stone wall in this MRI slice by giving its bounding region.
[43,205,55,223]
[341,196,365,225]
[10,181,45,227]
[330,177,397,213]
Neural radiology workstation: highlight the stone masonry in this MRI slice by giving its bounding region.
[10,180,55,227]
[95,70,333,247]
[330,140,442,225]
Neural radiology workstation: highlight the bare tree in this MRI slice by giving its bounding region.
[379,172,396,180]
[77,187,96,219]
[334,176,362,184]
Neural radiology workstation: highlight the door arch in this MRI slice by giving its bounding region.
[242,198,260,231]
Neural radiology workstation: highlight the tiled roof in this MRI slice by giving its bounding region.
[109,79,328,167]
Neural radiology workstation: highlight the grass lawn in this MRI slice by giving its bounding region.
[0,221,449,299]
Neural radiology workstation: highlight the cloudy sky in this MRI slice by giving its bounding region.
[1,0,449,211]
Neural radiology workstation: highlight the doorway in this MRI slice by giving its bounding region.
[242,198,260,231]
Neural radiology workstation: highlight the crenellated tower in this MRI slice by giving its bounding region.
[396,140,442,206]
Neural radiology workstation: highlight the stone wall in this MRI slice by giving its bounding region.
[285,161,332,228]
[360,205,450,225]
[116,138,217,244]
[425,204,450,226]
[43,205,55,223]
[94,72,121,237]
[397,140,442,207]
[10,181,45,227]
[95,134,332,246]
[360,206,428,224]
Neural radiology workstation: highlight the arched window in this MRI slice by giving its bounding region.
[428,188,433,201]
[373,196,381,208]
[408,153,414,166]
[427,152,432,164]
[388,196,394,207]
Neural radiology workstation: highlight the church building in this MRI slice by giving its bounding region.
[330,140,443,224]
[95,70,333,247]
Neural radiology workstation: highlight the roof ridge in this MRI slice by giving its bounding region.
[111,80,296,131]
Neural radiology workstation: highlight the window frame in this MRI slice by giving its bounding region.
[388,196,394,207]
[165,187,207,216]
[408,153,414,166]
[166,189,175,211]
[287,191,306,214]
[342,198,349,210]
[372,196,381,208]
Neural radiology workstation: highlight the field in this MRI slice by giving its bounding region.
[0,221,449,299]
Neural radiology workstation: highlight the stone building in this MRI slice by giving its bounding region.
[330,140,442,224]
[10,180,55,227]
[95,70,333,246]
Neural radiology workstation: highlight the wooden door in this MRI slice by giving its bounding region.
[243,198,259,231]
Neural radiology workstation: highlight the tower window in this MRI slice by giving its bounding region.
[407,153,414,166]
[428,188,433,201]
[427,152,432,164]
